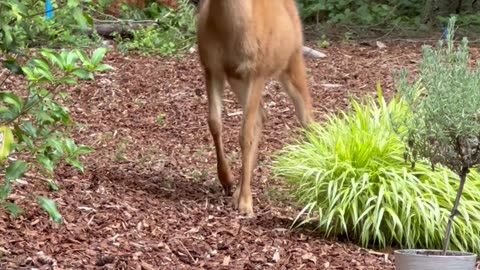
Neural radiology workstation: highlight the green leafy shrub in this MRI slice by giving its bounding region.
[295,0,423,25]
[0,0,97,50]
[112,0,197,55]
[295,0,480,30]
[1,48,113,222]
[1,0,195,56]
[398,16,480,254]
[1,2,113,222]
[272,84,480,254]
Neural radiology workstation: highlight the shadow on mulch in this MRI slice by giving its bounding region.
[88,162,302,229]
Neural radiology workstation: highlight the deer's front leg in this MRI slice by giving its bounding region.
[206,70,235,195]
[233,77,265,217]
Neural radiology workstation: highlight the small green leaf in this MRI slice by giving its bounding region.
[58,92,69,100]
[67,0,79,8]
[66,157,84,173]
[75,49,90,64]
[72,8,89,30]
[91,47,108,65]
[5,160,27,181]
[36,154,54,173]
[2,202,23,217]
[24,94,40,110]
[64,138,76,154]
[21,66,36,81]
[13,127,34,150]
[0,92,23,112]
[0,126,14,162]
[37,196,62,223]
[32,58,50,72]
[38,88,49,98]
[0,181,12,200]
[48,103,71,124]
[47,179,59,191]
[72,69,93,80]
[11,1,28,16]
[64,51,79,69]
[47,139,65,156]
[2,57,23,75]
[60,77,77,85]
[0,110,16,122]
[35,111,55,124]
[83,12,94,26]
[22,121,37,137]
[40,50,64,69]
[34,66,54,82]
[94,64,113,72]
[75,145,92,155]
[2,25,13,47]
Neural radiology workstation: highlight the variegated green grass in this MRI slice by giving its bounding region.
[272,85,480,254]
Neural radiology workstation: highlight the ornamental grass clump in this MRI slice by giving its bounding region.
[272,81,480,254]
[397,16,480,255]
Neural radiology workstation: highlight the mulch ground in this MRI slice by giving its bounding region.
[1,40,479,269]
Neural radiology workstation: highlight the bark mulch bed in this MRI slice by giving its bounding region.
[1,40,479,269]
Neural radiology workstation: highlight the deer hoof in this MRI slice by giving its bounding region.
[238,204,254,218]
[237,195,254,218]
[218,170,235,196]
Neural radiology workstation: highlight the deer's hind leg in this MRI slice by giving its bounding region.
[206,69,235,195]
[279,51,314,128]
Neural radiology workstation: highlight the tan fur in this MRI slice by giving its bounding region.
[196,0,314,217]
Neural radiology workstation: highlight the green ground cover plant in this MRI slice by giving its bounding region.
[272,81,480,254]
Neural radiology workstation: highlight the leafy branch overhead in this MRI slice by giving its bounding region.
[1,2,113,222]
[0,0,95,51]
[1,47,112,222]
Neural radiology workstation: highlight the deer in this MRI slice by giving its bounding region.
[196,0,314,217]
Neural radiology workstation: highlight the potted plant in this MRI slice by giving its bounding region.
[393,16,479,270]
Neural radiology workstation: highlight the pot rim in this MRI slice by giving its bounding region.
[394,249,477,258]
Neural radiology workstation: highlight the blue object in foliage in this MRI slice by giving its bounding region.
[442,26,449,40]
[45,0,53,19]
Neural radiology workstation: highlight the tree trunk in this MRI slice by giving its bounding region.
[442,167,469,255]
[468,0,480,13]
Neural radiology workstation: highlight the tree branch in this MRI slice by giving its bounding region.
[442,166,469,255]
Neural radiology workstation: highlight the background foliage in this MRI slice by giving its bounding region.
[109,0,197,55]
[0,0,97,50]
[0,0,196,55]
[3,0,478,57]
[296,0,480,27]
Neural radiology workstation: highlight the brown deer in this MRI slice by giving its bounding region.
[196,0,314,217]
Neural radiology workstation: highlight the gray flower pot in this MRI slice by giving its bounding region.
[395,249,477,270]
